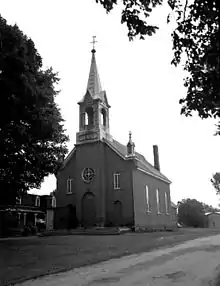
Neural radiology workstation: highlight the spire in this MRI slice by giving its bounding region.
[127,131,135,157]
[128,131,133,145]
[87,37,102,96]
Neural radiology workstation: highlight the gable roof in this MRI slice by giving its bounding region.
[59,138,171,184]
[78,90,110,108]
[58,147,76,172]
[205,212,220,216]
[104,138,171,184]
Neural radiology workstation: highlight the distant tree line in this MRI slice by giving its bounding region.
[177,198,219,228]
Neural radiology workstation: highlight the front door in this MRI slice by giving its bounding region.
[81,193,96,228]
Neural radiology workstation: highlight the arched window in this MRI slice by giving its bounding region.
[101,109,106,126]
[66,178,73,194]
[145,186,150,212]
[52,196,56,208]
[85,107,94,128]
[85,112,88,126]
[156,189,160,214]
[165,192,169,214]
[35,196,40,207]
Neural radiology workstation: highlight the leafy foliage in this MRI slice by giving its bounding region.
[202,202,219,213]
[211,172,220,195]
[177,198,205,227]
[96,0,220,132]
[95,0,163,40]
[169,0,219,122]
[0,16,69,205]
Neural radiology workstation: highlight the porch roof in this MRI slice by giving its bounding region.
[0,206,45,214]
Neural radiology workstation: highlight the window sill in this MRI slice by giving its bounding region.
[114,188,121,191]
[66,192,73,195]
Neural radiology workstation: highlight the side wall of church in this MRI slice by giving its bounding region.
[104,144,135,227]
[132,170,176,230]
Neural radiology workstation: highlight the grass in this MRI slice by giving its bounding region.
[213,274,220,286]
[0,228,220,285]
[211,264,220,286]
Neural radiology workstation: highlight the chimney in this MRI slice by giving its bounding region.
[153,145,160,171]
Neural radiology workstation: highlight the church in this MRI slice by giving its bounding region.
[54,43,175,230]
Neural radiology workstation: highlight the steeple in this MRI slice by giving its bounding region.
[76,37,112,145]
[87,49,102,97]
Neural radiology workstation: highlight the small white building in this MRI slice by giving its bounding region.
[205,212,220,228]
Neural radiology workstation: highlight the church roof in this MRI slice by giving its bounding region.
[104,139,171,184]
[60,138,171,184]
[205,212,220,216]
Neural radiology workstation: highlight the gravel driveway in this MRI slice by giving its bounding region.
[17,234,220,286]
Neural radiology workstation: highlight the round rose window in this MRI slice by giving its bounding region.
[82,168,95,183]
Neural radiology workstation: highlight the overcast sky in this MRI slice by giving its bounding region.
[1,0,220,207]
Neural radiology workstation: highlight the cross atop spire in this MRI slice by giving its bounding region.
[129,131,132,142]
[90,36,97,52]
[128,131,134,146]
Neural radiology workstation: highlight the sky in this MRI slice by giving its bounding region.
[1,0,220,207]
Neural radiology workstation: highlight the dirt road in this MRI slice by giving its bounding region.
[18,234,220,286]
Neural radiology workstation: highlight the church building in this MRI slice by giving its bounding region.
[54,44,175,230]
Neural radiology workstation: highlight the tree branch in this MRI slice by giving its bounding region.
[183,0,188,21]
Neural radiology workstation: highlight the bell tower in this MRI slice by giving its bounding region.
[76,38,112,144]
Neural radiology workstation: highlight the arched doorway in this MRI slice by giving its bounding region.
[114,201,123,226]
[81,192,96,228]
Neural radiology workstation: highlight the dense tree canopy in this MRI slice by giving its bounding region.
[96,0,219,133]
[211,172,220,195]
[0,16,69,205]
[177,198,205,227]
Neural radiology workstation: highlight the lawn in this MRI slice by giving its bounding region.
[1,228,220,285]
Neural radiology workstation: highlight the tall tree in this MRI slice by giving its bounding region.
[96,0,219,132]
[0,16,69,205]
[211,172,220,195]
[178,198,205,227]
